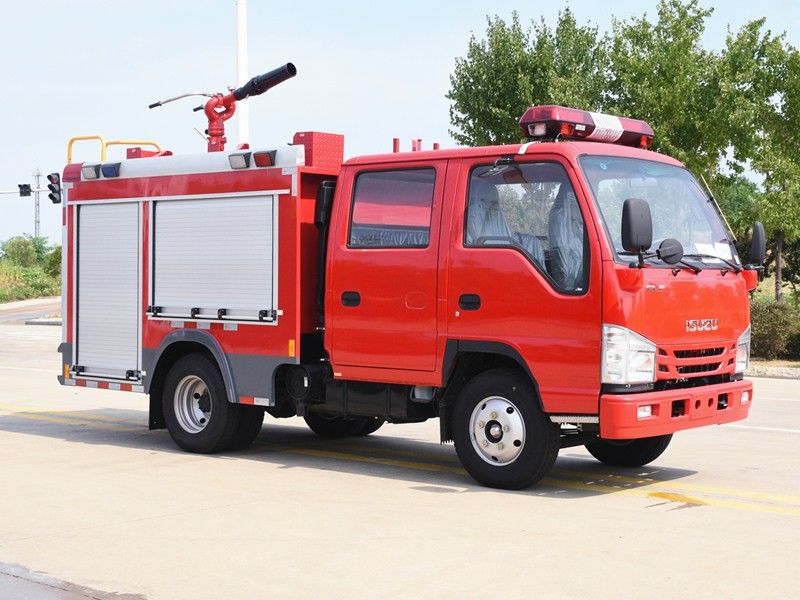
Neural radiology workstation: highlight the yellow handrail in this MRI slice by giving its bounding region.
[67,135,162,164]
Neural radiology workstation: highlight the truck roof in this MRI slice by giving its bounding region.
[343,140,685,169]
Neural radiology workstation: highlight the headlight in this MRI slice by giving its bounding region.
[736,326,751,374]
[602,324,657,385]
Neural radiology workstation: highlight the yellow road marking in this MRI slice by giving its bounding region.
[647,492,708,506]
[2,406,798,516]
[550,468,800,504]
[280,447,464,474]
[3,411,143,433]
[541,478,800,516]
[0,403,143,426]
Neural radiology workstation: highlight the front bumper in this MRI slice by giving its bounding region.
[599,379,752,439]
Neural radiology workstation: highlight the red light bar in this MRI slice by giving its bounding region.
[518,105,654,149]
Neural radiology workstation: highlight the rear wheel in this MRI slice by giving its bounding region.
[162,354,241,453]
[356,418,385,436]
[453,369,559,490]
[585,434,672,467]
[226,406,265,451]
[304,413,375,438]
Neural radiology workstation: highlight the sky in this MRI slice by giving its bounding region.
[1,0,798,245]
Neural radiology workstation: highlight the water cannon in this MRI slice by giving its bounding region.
[149,63,297,153]
[233,63,297,101]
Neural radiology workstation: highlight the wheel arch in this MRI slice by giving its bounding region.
[145,330,237,430]
[439,340,543,442]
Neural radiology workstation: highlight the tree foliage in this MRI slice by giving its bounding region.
[447,9,607,146]
[1,236,38,268]
[448,0,800,301]
[605,1,724,176]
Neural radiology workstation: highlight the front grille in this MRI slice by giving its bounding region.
[657,343,736,380]
[674,347,724,359]
[677,362,722,375]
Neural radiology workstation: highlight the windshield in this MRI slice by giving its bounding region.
[580,156,737,266]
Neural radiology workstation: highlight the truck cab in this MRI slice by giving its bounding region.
[311,106,761,488]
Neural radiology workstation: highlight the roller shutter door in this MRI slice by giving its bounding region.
[76,203,140,378]
[153,196,276,321]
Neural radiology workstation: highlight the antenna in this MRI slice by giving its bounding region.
[699,173,737,243]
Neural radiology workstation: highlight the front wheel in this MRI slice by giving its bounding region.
[452,369,559,490]
[162,354,241,453]
[585,434,672,467]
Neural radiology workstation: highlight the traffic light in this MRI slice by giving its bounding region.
[47,173,61,204]
[18,183,31,197]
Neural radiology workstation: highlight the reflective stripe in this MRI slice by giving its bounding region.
[588,112,623,142]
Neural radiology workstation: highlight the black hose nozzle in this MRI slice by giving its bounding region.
[233,63,297,101]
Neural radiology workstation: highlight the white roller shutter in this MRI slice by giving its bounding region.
[153,195,276,321]
[76,203,140,378]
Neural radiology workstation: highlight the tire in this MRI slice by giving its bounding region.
[452,369,559,490]
[585,434,672,467]
[356,418,385,436]
[226,406,265,451]
[304,413,373,438]
[162,354,241,453]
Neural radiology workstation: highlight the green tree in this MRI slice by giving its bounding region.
[448,1,800,296]
[604,1,726,176]
[447,9,607,146]
[715,176,761,261]
[749,46,800,302]
[44,246,62,278]
[1,236,37,268]
[448,12,535,146]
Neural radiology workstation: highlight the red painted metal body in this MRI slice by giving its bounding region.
[322,141,753,434]
[58,127,753,443]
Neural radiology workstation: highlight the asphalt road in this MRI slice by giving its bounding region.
[0,318,798,599]
[0,297,60,324]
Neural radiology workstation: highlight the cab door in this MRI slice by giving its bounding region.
[327,162,444,372]
[445,156,603,414]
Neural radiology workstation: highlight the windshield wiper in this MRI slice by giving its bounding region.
[618,251,702,274]
[682,253,741,274]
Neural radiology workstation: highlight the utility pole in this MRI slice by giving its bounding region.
[32,168,42,238]
[1,173,47,237]
[236,0,249,147]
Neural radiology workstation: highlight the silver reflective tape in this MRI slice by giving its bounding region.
[588,112,623,142]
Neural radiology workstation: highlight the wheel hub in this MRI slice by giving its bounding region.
[486,421,503,442]
[174,375,212,434]
[469,397,525,465]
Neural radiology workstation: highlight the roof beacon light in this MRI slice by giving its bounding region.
[81,164,101,180]
[228,152,251,169]
[518,106,654,149]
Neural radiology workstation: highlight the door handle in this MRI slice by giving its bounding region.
[341,291,361,307]
[458,294,481,311]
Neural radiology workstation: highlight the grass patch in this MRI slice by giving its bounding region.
[0,262,60,303]
[751,358,800,369]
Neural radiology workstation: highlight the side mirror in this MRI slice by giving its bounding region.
[656,238,684,265]
[750,221,766,265]
[314,180,336,229]
[621,198,653,253]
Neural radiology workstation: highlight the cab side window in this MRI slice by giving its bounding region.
[465,162,588,294]
[349,168,435,248]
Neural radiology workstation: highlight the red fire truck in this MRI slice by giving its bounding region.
[56,64,766,489]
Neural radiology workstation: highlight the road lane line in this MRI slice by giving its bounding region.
[722,424,800,434]
[0,410,144,433]
[541,478,800,516]
[5,408,799,516]
[282,447,465,474]
[550,468,800,503]
[0,403,144,426]
[0,366,55,374]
